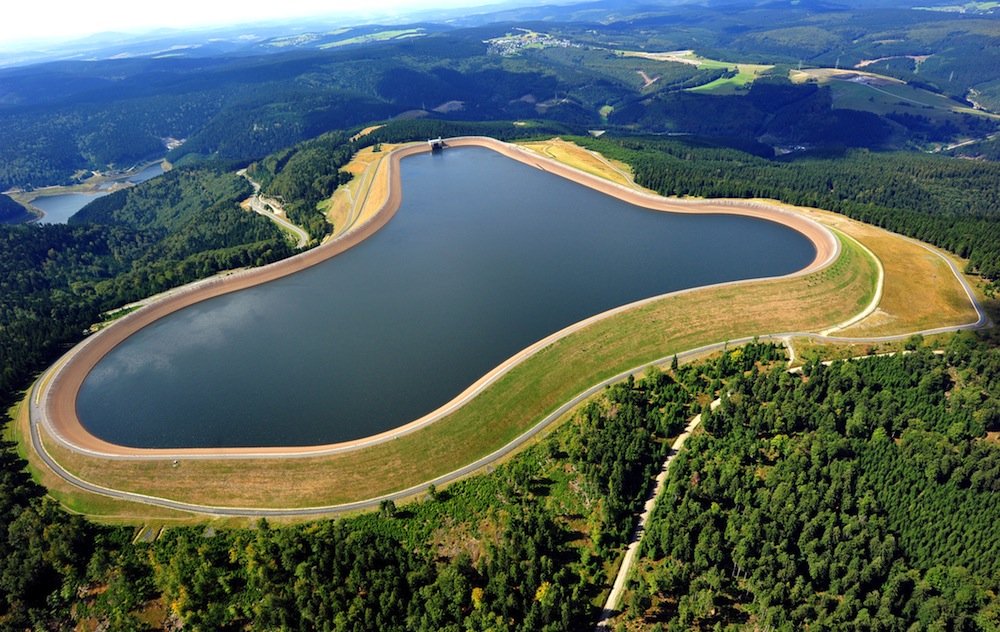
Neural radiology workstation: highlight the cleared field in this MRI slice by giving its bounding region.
[619,50,718,67]
[790,68,1000,121]
[319,29,425,49]
[789,332,962,368]
[617,49,772,93]
[688,63,773,94]
[350,125,385,142]
[915,1,1000,12]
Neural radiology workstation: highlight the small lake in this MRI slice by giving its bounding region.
[33,162,164,223]
[127,162,165,184]
[33,192,111,224]
[77,146,815,448]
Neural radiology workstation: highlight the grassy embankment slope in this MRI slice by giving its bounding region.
[320,144,397,237]
[19,138,981,520]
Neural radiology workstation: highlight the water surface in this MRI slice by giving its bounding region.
[33,192,111,224]
[33,161,164,223]
[77,147,815,448]
[127,162,165,184]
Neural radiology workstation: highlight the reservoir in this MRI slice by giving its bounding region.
[126,162,165,184]
[33,192,111,224]
[32,161,165,223]
[76,146,815,448]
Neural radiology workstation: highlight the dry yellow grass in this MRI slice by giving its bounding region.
[353,148,394,226]
[322,144,399,237]
[790,338,901,366]
[9,397,199,524]
[839,226,977,336]
[350,125,385,142]
[518,138,636,188]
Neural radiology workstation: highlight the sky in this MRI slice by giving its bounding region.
[0,0,489,49]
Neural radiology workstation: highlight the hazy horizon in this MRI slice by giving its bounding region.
[0,0,530,52]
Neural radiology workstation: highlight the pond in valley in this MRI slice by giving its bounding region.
[33,192,111,224]
[32,161,165,223]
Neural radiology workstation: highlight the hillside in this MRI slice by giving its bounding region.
[620,341,1000,629]
[1,0,999,189]
[1,0,999,629]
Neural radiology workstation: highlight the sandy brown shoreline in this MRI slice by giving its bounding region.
[38,136,837,459]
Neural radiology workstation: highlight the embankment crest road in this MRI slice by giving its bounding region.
[26,136,988,516]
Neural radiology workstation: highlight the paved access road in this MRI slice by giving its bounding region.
[238,169,310,248]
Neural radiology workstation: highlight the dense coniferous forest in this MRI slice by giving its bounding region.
[5,318,999,629]
[0,167,292,411]
[610,80,898,148]
[0,194,31,224]
[3,0,1000,190]
[0,331,789,629]
[1,0,1000,627]
[623,337,1000,629]
[1,117,999,629]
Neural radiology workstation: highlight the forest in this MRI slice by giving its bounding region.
[0,0,999,623]
[0,194,30,224]
[622,336,1000,630]
[1,115,998,627]
[0,167,292,414]
[0,34,595,190]
[253,118,1000,286]
[2,0,999,190]
[0,325,795,630]
[5,302,999,630]
[247,119,571,238]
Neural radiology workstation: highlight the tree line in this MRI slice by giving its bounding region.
[247,119,572,239]
[578,133,1000,283]
[0,166,292,416]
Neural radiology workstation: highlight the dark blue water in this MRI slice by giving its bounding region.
[77,146,815,448]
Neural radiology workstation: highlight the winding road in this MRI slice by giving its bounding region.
[238,169,310,248]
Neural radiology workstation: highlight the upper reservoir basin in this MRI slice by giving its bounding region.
[76,146,815,448]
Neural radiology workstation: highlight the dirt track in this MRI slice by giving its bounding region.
[37,137,837,459]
